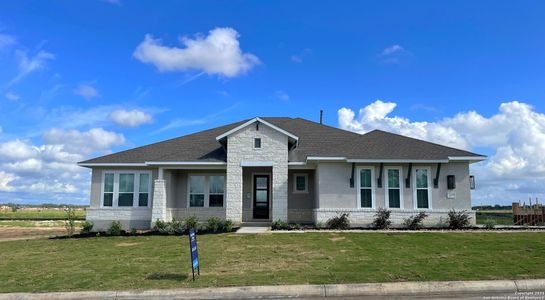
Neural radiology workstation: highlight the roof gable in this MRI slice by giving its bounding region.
[215,117,299,142]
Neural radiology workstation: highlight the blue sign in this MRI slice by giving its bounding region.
[188,228,200,280]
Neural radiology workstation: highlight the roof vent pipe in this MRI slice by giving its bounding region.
[320,110,323,124]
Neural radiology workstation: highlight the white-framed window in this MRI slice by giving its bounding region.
[413,167,432,209]
[254,138,262,149]
[385,167,403,209]
[293,173,308,193]
[188,174,225,208]
[209,175,225,207]
[356,166,375,208]
[189,176,205,207]
[101,170,151,208]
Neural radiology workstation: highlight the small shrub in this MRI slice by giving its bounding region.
[80,221,94,234]
[484,218,496,230]
[107,221,122,236]
[447,210,472,229]
[64,207,77,236]
[222,219,234,232]
[129,228,138,235]
[291,223,301,230]
[326,213,350,229]
[184,215,199,231]
[207,217,222,233]
[315,222,324,229]
[170,220,186,235]
[153,219,171,234]
[403,212,428,230]
[271,219,290,230]
[372,208,391,229]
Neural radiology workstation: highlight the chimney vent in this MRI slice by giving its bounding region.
[320,110,323,124]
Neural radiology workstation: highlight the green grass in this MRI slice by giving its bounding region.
[0,209,86,220]
[476,211,513,225]
[1,232,544,292]
[0,220,83,227]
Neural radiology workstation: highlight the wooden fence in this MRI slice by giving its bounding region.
[513,200,545,226]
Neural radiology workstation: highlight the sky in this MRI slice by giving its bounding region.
[0,1,544,206]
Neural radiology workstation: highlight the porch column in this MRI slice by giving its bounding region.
[225,165,243,223]
[272,164,288,221]
[150,179,167,227]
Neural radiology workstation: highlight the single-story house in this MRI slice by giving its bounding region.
[78,117,486,230]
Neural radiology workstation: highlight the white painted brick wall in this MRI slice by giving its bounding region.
[226,123,289,223]
[150,179,167,226]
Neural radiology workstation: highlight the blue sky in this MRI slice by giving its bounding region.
[0,1,544,205]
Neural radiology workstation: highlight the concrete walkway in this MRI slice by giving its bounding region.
[236,226,270,234]
[1,279,544,300]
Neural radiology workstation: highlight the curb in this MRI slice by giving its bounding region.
[1,279,544,299]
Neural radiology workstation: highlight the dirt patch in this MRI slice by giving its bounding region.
[0,227,65,242]
[116,242,142,247]
[329,236,346,242]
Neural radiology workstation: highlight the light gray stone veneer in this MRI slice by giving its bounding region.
[150,179,167,226]
[225,124,289,223]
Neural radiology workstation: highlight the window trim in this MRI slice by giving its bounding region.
[413,166,433,210]
[356,166,376,209]
[293,173,308,194]
[100,170,152,208]
[384,166,404,209]
[186,173,226,208]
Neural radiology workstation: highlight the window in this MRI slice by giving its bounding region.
[103,173,114,207]
[386,168,403,208]
[414,167,431,209]
[101,171,151,208]
[118,174,135,206]
[254,138,261,149]
[293,174,308,193]
[358,167,374,208]
[188,175,225,208]
[138,174,150,207]
[209,176,225,207]
[189,176,205,207]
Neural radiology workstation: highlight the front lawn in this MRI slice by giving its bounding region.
[0,232,544,292]
[0,209,86,220]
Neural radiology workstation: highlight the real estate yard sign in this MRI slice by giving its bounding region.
[188,228,200,281]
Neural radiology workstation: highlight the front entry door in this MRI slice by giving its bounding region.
[253,175,270,219]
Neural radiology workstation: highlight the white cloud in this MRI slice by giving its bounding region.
[378,44,411,64]
[275,90,290,101]
[0,33,16,50]
[291,48,312,63]
[0,139,39,161]
[0,171,18,192]
[43,128,125,154]
[5,92,20,101]
[74,84,100,99]
[109,109,153,128]
[133,27,260,77]
[381,45,404,56]
[0,127,126,203]
[8,50,55,87]
[338,100,545,205]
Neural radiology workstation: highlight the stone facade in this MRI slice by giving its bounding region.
[226,122,289,223]
[150,179,167,226]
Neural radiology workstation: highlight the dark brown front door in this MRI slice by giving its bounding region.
[253,175,270,219]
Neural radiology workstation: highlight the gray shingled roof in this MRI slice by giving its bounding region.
[79,117,483,165]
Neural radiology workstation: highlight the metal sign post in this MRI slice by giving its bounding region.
[188,228,200,281]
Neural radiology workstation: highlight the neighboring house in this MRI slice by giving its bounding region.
[78,117,486,230]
